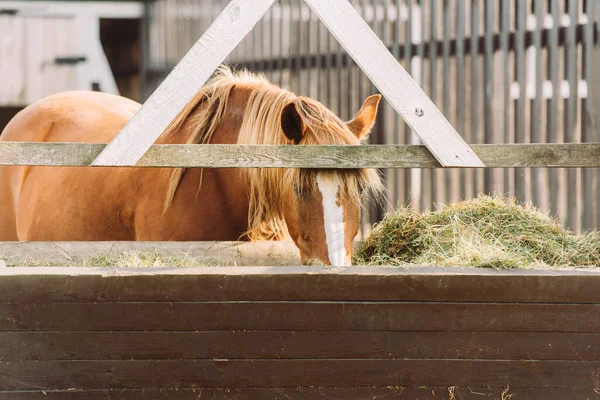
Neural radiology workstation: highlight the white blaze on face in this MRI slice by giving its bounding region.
[316,175,348,266]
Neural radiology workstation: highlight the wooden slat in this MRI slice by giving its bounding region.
[91,0,276,166]
[2,359,599,389]
[1,266,599,303]
[2,302,599,332]
[4,331,599,361]
[304,0,483,167]
[3,387,599,400]
[2,142,600,168]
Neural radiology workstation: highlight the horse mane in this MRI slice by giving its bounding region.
[159,65,382,240]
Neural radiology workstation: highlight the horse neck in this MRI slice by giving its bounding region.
[150,86,253,240]
[157,85,251,145]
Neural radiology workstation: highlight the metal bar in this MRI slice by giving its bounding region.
[269,0,275,79]
[337,0,344,116]
[565,0,579,230]
[531,0,543,208]
[288,0,294,89]
[428,0,438,206]
[279,0,284,87]
[259,0,266,72]
[252,0,259,67]
[456,0,465,199]
[316,0,322,98]
[391,0,402,204]
[501,0,511,197]
[374,0,387,220]
[442,0,454,203]
[357,0,369,236]
[306,0,312,97]
[469,0,480,200]
[514,0,526,203]
[139,1,151,101]
[358,0,367,108]
[483,0,494,194]
[326,0,333,106]
[369,0,378,96]
[548,0,559,220]
[348,0,356,123]
[404,0,414,203]
[582,0,595,230]
[297,0,303,93]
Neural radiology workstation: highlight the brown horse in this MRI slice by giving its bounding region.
[0,66,382,265]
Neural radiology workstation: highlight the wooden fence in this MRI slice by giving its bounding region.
[2,142,600,168]
[144,0,600,233]
[1,264,600,399]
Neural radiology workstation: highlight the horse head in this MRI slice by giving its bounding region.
[275,94,383,266]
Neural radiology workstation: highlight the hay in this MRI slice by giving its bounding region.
[5,251,221,268]
[354,195,600,269]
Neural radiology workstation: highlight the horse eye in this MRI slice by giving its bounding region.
[293,184,303,199]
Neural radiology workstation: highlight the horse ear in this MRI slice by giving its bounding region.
[281,102,306,144]
[347,94,381,140]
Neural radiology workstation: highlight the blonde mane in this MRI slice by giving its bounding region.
[159,65,382,240]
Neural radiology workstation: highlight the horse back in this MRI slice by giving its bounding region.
[0,91,140,143]
[0,91,141,241]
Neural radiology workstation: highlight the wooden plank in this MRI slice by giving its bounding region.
[3,142,600,168]
[91,0,276,166]
[2,387,599,400]
[0,240,302,266]
[1,265,599,303]
[4,331,599,361]
[2,359,599,389]
[3,387,599,400]
[304,0,482,167]
[2,302,599,332]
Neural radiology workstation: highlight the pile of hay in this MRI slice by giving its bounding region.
[354,195,600,269]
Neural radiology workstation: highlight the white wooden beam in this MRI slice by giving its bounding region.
[304,0,483,167]
[92,0,275,166]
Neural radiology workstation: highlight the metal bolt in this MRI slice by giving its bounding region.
[415,108,424,117]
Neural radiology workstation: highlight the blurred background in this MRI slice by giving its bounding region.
[1,0,599,234]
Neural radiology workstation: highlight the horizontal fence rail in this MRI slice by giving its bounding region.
[1,142,600,168]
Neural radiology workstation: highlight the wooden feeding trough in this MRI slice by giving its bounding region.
[2,262,600,399]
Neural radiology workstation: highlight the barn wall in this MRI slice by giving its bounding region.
[0,14,79,107]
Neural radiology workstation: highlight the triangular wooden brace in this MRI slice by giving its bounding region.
[92,0,483,167]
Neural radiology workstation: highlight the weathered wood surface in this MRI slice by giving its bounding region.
[305,0,483,168]
[3,268,599,396]
[0,240,301,266]
[2,142,599,168]
[2,359,599,389]
[5,331,599,361]
[91,0,275,166]
[3,302,600,332]
[2,388,599,400]
[2,265,600,303]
